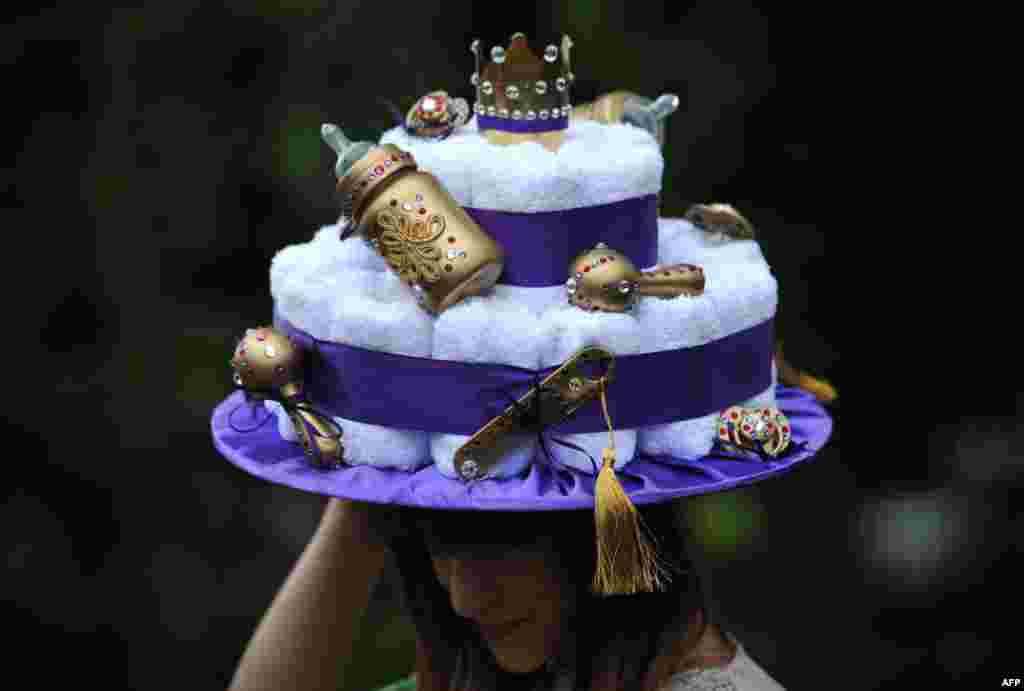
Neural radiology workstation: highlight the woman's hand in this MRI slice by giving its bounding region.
[327,497,405,551]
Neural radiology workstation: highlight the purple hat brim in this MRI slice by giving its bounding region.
[210,385,832,511]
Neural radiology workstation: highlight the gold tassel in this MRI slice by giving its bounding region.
[591,377,670,596]
[775,340,838,404]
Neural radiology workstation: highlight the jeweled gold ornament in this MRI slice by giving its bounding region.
[567,243,704,313]
[231,327,344,468]
[322,124,505,314]
[716,405,792,458]
[572,91,680,148]
[684,203,756,240]
[405,90,470,139]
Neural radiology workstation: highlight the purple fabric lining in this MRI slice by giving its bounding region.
[210,385,833,510]
[272,315,773,435]
[464,196,658,287]
[476,114,568,133]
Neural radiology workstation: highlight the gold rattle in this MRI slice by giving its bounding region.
[566,243,705,313]
[230,327,344,469]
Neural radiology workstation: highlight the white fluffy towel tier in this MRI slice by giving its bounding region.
[699,256,777,341]
[270,225,386,286]
[430,294,547,479]
[490,284,566,317]
[266,211,779,475]
[379,118,662,212]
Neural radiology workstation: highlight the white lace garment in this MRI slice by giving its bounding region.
[663,633,785,691]
[446,631,784,691]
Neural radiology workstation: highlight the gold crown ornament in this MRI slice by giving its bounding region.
[322,124,505,314]
[684,203,756,240]
[405,90,470,139]
[470,33,574,152]
[572,91,680,148]
[230,327,344,469]
[566,243,705,313]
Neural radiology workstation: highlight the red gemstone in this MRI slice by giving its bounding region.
[782,426,789,433]
[584,266,591,272]
[730,411,739,420]
[374,165,385,175]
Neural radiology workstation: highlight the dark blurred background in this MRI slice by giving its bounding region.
[5,1,1013,689]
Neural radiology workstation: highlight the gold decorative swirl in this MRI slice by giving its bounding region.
[408,213,445,243]
[375,208,445,284]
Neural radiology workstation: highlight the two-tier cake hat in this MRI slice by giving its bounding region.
[210,32,835,595]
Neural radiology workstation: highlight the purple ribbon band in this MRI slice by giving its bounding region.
[464,195,658,287]
[476,114,569,134]
[274,314,774,436]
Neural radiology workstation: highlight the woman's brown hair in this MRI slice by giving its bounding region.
[374,499,710,691]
